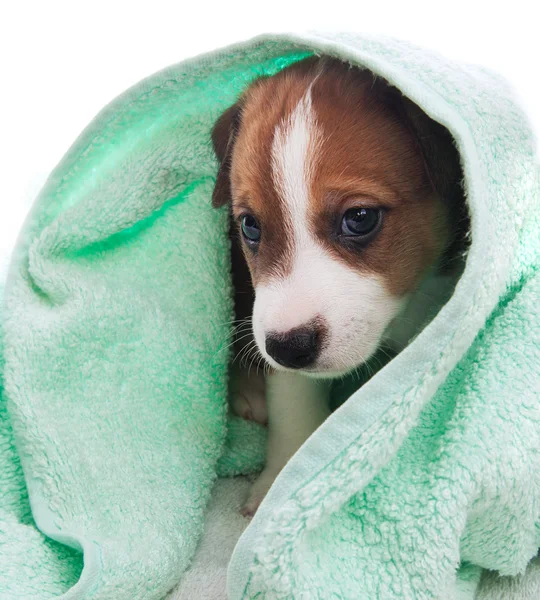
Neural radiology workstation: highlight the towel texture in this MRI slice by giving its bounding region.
[168,479,540,600]
[1,32,538,599]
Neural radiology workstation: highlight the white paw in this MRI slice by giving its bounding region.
[229,367,268,425]
[240,469,277,518]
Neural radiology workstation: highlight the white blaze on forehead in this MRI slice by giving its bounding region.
[271,87,321,245]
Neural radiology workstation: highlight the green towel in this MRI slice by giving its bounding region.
[1,32,538,599]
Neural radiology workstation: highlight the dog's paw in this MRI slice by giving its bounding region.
[240,500,260,519]
[229,368,268,425]
[230,390,268,425]
[240,469,276,518]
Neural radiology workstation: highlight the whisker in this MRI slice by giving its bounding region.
[230,331,255,347]
[241,341,259,370]
[236,340,256,367]
[246,342,265,376]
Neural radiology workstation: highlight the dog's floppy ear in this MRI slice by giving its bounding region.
[371,78,463,206]
[376,79,464,208]
[377,80,469,270]
[396,94,470,265]
[211,102,242,208]
[372,78,468,267]
[399,97,464,209]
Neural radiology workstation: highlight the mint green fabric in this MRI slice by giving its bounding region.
[1,33,538,600]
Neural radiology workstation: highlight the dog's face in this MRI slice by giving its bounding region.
[212,57,458,377]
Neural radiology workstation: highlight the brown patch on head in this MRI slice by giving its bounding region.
[304,59,453,296]
[211,55,464,297]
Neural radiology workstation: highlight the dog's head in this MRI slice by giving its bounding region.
[212,57,463,377]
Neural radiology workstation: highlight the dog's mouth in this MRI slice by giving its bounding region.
[295,364,357,379]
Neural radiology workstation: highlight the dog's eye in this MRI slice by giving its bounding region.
[340,208,381,237]
[241,214,261,244]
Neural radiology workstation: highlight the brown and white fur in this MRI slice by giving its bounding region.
[212,57,466,516]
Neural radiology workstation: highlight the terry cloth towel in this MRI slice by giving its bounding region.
[1,32,539,600]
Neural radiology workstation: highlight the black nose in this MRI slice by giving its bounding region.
[265,326,321,369]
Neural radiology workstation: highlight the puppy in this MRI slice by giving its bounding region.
[211,56,466,516]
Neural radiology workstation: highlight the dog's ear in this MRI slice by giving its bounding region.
[372,78,469,269]
[403,98,471,271]
[211,102,242,208]
[371,77,468,268]
[372,79,463,207]
[396,94,469,262]
[399,97,464,209]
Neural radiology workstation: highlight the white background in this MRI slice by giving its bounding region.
[1,0,539,271]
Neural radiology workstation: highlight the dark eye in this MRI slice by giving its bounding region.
[340,207,381,237]
[241,214,261,244]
